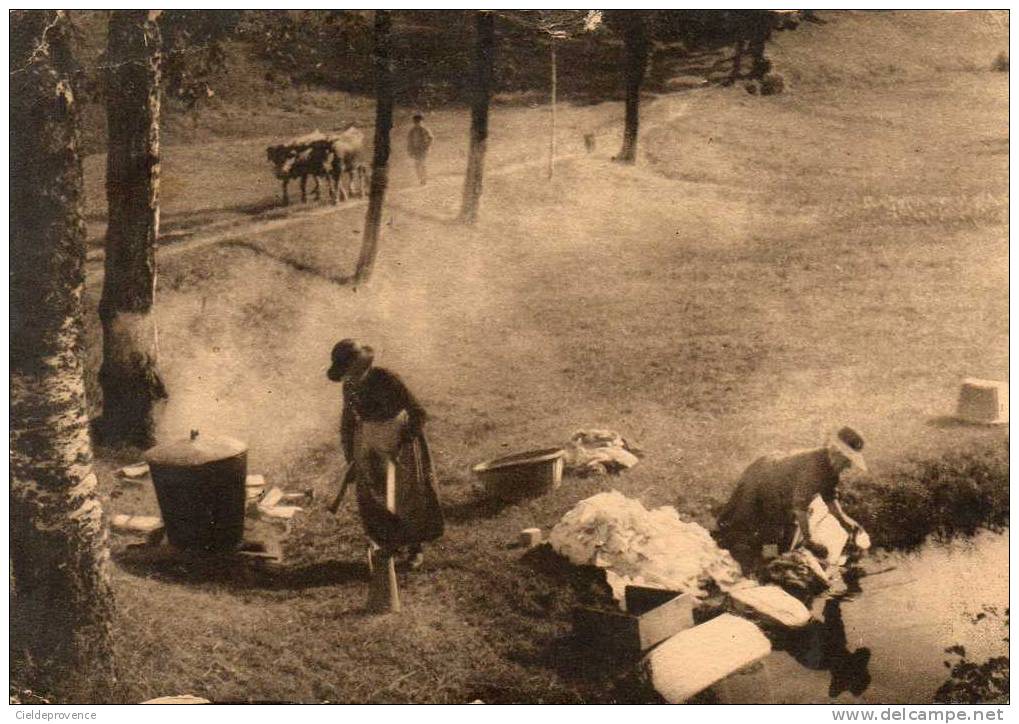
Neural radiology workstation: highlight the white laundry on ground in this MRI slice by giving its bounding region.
[562,429,642,476]
[549,490,743,604]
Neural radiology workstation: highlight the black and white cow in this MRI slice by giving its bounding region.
[266,140,337,206]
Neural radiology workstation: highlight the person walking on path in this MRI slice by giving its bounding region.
[407,112,434,185]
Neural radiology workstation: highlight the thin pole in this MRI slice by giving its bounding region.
[368,460,401,613]
[548,35,557,179]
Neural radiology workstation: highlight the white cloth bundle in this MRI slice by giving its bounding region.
[549,491,742,603]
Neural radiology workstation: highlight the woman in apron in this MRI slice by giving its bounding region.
[327,339,443,570]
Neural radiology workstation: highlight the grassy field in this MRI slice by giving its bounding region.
[77,11,1007,703]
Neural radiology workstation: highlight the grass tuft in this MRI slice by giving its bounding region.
[842,440,1009,551]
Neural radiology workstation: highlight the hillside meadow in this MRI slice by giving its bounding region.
[66,11,1008,703]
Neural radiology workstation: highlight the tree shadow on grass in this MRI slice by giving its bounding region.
[441,490,516,524]
[261,559,370,590]
[926,415,1001,430]
[91,198,287,237]
[222,239,353,286]
[113,546,368,592]
[163,197,284,225]
[503,615,657,702]
[462,545,660,703]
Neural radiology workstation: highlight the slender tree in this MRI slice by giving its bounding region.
[547,33,558,179]
[10,10,117,700]
[459,10,495,224]
[98,10,167,446]
[613,11,650,164]
[354,10,394,283]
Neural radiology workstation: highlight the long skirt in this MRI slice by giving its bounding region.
[352,414,444,550]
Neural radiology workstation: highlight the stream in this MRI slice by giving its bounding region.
[712,531,1009,704]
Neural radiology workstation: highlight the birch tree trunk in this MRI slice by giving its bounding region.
[10,10,117,701]
[354,10,394,283]
[459,10,495,224]
[616,12,649,164]
[99,10,167,446]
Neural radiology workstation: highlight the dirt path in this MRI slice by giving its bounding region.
[86,93,695,284]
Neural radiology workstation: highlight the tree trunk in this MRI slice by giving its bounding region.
[616,12,649,164]
[354,10,394,283]
[99,10,167,447]
[10,10,117,701]
[459,11,495,224]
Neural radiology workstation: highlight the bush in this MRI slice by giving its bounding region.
[841,440,1009,551]
[935,608,1009,704]
[991,51,1009,72]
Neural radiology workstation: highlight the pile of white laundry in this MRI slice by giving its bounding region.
[549,491,743,604]
[562,429,642,476]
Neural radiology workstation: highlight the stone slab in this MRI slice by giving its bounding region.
[118,462,150,480]
[642,613,771,703]
[729,584,812,629]
[111,514,164,535]
[260,486,284,508]
[258,505,302,519]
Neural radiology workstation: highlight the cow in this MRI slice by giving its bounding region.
[325,126,368,202]
[266,140,336,206]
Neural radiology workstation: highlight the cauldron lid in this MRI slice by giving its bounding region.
[144,430,247,466]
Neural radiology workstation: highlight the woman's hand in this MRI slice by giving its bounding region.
[828,498,860,533]
[834,514,861,535]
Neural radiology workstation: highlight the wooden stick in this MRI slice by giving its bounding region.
[327,464,357,514]
[368,459,401,613]
[385,458,396,513]
[856,565,898,579]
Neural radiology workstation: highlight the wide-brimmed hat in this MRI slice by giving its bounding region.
[826,426,867,473]
[327,339,374,382]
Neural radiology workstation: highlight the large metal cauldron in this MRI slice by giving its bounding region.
[144,430,247,553]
